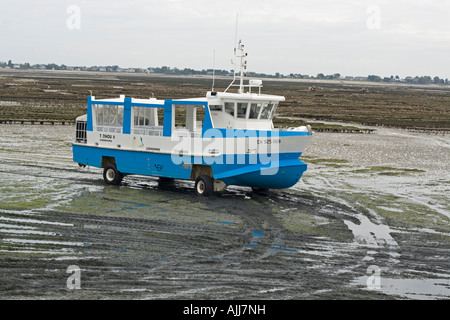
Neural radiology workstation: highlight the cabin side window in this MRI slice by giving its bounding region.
[224,102,235,117]
[209,105,222,112]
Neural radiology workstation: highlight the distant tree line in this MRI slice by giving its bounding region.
[367,74,448,85]
[1,60,448,85]
[149,66,230,76]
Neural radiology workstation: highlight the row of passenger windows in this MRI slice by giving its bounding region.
[210,102,276,120]
[94,104,161,127]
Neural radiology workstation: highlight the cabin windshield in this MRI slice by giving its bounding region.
[218,101,277,120]
[237,102,248,119]
[249,103,262,119]
[260,103,275,119]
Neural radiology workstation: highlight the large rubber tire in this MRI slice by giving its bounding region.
[103,164,123,185]
[194,175,214,197]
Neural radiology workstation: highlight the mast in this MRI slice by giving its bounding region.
[225,39,248,93]
[237,40,247,93]
[225,14,248,94]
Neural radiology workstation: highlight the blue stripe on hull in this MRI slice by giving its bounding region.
[72,144,307,189]
[72,144,192,179]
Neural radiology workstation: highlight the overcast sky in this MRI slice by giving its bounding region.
[1,0,450,79]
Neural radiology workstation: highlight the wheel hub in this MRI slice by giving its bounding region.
[197,181,205,193]
[106,169,115,181]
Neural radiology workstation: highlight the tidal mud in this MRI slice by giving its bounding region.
[0,124,448,299]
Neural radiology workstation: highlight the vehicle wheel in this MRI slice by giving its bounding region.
[194,175,214,196]
[103,164,123,185]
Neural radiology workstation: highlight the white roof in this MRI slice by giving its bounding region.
[91,96,165,105]
[206,91,285,102]
[173,97,208,103]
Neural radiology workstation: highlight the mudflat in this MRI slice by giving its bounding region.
[0,69,449,300]
[1,69,449,131]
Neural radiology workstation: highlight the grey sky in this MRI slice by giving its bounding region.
[1,0,449,79]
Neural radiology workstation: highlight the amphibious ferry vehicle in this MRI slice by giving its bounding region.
[72,41,313,196]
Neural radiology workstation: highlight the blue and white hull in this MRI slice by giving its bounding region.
[72,40,313,195]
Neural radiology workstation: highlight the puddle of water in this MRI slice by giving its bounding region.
[0,228,58,236]
[344,215,398,247]
[353,275,450,300]
[252,229,264,238]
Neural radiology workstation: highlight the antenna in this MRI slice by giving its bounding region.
[234,13,238,50]
[225,13,243,93]
[211,50,216,92]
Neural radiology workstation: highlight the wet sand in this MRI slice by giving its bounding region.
[0,123,448,299]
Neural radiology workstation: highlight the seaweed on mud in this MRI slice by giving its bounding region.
[352,166,426,176]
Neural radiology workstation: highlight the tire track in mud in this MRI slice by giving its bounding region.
[0,163,373,299]
[0,152,371,298]
[1,124,449,299]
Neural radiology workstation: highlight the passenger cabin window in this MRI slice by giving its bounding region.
[133,106,159,127]
[94,104,123,128]
[224,102,235,117]
[237,103,248,119]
